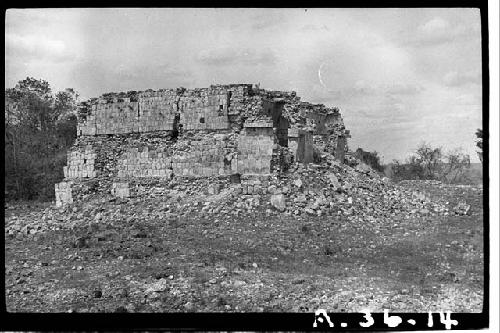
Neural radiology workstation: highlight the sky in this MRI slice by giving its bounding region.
[5,8,484,163]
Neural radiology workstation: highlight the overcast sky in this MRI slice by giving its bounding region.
[5,8,483,162]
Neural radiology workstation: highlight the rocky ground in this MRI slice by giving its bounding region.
[5,164,484,313]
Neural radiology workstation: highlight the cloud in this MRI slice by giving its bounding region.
[443,71,481,87]
[249,12,286,30]
[317,81,424,101]
[196,48,277,66]
[113,63,192,82]
[408,16,471,47]
[385,83,424,95]
[66,61,195,99]
[350,102,416,122]
[419,17,449,34]
[108,63,194,93]
[5,33,76,62]
[300,24,329,32]
[6,9,54,32]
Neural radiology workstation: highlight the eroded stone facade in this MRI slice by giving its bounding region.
[55,84,350,205]
[63,146,97,179]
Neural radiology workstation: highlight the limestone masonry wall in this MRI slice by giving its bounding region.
[179,92,229,130]
[172,133,237,177]
[63,146,97,179]
[56,84,350,205]
[237,122,275,175]
[77,86,247,136]
[138,94,177,132]
[78,101,140,135]
[117,147,173,179]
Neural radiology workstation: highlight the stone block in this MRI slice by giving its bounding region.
[112,182,130,198]
[208,183,221,195]
[270,194,286,212]
[55,181,73,207]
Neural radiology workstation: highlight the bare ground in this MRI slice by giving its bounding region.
[4,181,484,313]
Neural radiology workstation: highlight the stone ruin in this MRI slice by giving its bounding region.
[55,84,350,207]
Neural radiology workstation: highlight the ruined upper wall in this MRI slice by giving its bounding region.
[76,83,346,138]
[77,84,254,136]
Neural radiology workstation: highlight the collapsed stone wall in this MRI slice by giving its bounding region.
[55,129,258,204]
[288,128,314,163]
[304,109,343,135]
[172,132,237,177]
[77,85,253,136]
[260,90,349,158]
[56,84,350,206]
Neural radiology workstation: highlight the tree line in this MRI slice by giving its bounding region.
[5,77,79,201]
[356,131,483,184]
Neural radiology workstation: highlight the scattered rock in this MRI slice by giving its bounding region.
[270,194,286,212]
[233,280,246,287]
[208,184,221,195]
[453,201,471,215]
[327,174,340,190]
[304,208,315,215]
[145,278,168,293]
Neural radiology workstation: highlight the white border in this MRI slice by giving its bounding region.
[487,0,499,332]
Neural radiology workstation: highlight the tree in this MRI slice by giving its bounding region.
[6,77,56,132]
[54,88,79,147]
[389,142,472,183]
[441,148,471,183]
[55,88,79,118]
[476,129,483,163]
[4,77,79,200]
[414,142,443,179]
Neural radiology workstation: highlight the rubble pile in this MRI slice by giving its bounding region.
[184,157,449,220]
[47,83,451,229]
[6,156,452,239]
[55,84,354,207]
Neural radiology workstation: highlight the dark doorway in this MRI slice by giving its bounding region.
[172,113,181,140]
[263,99,288,146]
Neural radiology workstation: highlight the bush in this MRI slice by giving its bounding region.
[389,142,471,184]
[354,148,384,173]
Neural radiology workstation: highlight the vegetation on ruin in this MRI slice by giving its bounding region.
[354,148,385,173]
